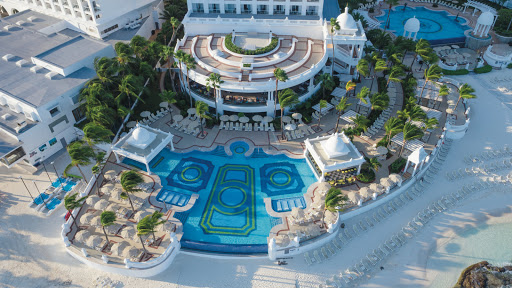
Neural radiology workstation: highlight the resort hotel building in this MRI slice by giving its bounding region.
[0,0,163,39]
[0,10,117,168]
[175,2,367,116]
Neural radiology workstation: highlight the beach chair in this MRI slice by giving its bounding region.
[313,250,323,263]
[285,131,292,141]
[304,251,313,265]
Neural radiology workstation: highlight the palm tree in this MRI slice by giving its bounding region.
[67,141,95,183]
[195,100,211,136]
[93,57,118,85]
[278,89,300,139]
[317,100,328,127]
[184,54,196,107]
[351,115,370,131]
[410,39,430,70]
[136,221,149,254]
[159,46,176,92]
[387,66,405,87]
[137,211,166,242]
[384,0,400,31]
[64,193,88,228]
[319,73,336,99]
[206,73,224,119]
[160,90,177,123]
[439,84,449,98]
[169,17,180,44]
[399,122,424,156]
[322,187,348,228]
[356,86,370,113]
[130,35,149,59]
[273,68,288,115]
[120,170,144,213]
[397,105,426,123]
[117,74,144,108]
[330,17,340,75]
[418,64,443,100]
[356,58,370,82]
[83,123,113,146]
[454,83,476,111]
[422,117,439,131]
[100,211,116,244]
[384,117,404,146]
[368,157,382,172]
[174,50,186,92]
[92,151,106,196]
[334,97,352,132]
[345,80,356,97]
[370,92,389,112]
[370,59,388,91]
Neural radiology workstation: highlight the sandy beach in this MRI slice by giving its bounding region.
[0,70,511,288]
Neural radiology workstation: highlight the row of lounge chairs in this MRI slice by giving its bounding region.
[140,107,171,126]
[447,158,512,181]
[489,76,512,84]
[219,121,275,132]
[463,146,512,164]
[30,179,83,215]
[411,0,464,11]
[285,125,316,140]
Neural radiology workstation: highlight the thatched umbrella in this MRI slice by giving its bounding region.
[369,183,385,194]
[275,234,290,247]
[159,221,176,233]
[94,199,109,210]
[86,195,100,206]
[380,177,394,188]
[317,182,331,194]
[122,246,140,259]
[80,213,96,225]
[291,207,305,220]
[90,216,102,227]
[106,203,121,213]
[100,183,115,195]
[359,187,371,199]
[347,191,360,204]
[85,235,103,249]
[105,224,120,235]
[134,210,151,222]
[104,170,118,181]
[75,230,90,243]
[110,241,129,256]
[324,210,338,225]
[389,173,402,185]
[120,226,136,240]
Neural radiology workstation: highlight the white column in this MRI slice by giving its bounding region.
[412,163,418,176]
[350,44,355,58]
[170,138,175,151]
[419,159,425,171]
[357,164,362,174]
[403,159,410,174]
[114,152,121,163]
[413,32,417,41]
[145,162,151,175]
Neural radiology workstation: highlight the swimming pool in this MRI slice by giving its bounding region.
[376,6,470,45]
[428,222,512,287]
[124,141,316,253]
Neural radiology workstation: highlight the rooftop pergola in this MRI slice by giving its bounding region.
[112,124,174,175]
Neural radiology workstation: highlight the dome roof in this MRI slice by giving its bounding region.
[132,127,150,142]
[404,16,420,33]
[321,133,350,159]
[336,6,357,30]
[477,11,494,26]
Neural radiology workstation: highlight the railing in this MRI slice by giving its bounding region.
[190,37,243,80]
[252,40,313,79]
[184,12,324,27]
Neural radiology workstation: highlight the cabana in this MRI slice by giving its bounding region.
[304,132,366,181]
[404,147,429,177]
[112,123,174,174]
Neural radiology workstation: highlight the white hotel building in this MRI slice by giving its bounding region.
[175,0,367,116]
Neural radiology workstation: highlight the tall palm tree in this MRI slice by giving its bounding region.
[206,73,224,119]
[120,170,144,213]
[278,88,299,139]
[454,83,476,111]
[67,141,95,183]
[330,17,340,75]
[273,68,288,115]
[438,84,449,98]
[384,117,403,146]
[368,157,382,172]
[397,105,426,123]
[88,104,117,129]
[130,35,149,59]
[195,100,211,135]
[356,58,369,82]
[136,221,149,254]
[356,86,370,113]
[93,57,119,85]
[100,210,116,244]
[322,187,348,228]
[174,50,186,92]
[91,151,106,196]
[370,92,389,112]
[64,193,88,228]
[370,59,388,91]
[137,211,166,242]
[169,17,181,44]
[422,117,439,131]
[351,114,370,131]
[317,100,328,127]
[418,64,443,100]
[83,123,113,146]
[384,0,400,31]
[159,46,176,92]
[410,39,430,70]
[160,90,177,123]
[399,122,424,156]
[387,66,405,87]
[319,73,336,99]
[334,97,352,132]
[184,54,196,107]
[345,80,356,97]
[117,74,144,108]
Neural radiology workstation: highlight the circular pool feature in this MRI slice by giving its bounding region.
[271,171,292,186]
[219,187,246,208]
[181,166,202,182]
[404,17,442,34]
[230,141,250,155]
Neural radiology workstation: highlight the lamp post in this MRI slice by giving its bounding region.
[18,176,35,202]
[41,162,53,185]
[50,161,63,188]
[33,181,49,210]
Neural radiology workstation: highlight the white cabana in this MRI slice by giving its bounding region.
[404,147,428,176]
[111,123,174,175]
[391,132,425,153]
[339,110,360,124]
[304,132,366,181]
[331,87,347,98]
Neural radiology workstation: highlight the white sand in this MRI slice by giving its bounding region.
[1,71,512,288]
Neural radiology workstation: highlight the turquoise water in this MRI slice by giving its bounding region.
[428,222,512,287]
[376,6,470,44]
[124,141,316,251]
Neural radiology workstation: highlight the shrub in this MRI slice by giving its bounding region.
[433,3,438,7]
[508,63,512,69]
[369,7,374,13]
[442,69,469,75]
[225,34,279,55]
[474,65,492,74]
[495,9,512,37]
[357,167,375,183]
[243,63,251,67]
[389,157,407,174]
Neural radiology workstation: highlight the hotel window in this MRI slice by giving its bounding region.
[306,6,318,15]
[257,5,268,14]
[290,5,301,15]
[208,3,220,13]
[72,106,86,122]
[192,3,204,13]
[49,106,60,117]
[225,4,236,14]
[273,5,285,14]
[241,4,251,14]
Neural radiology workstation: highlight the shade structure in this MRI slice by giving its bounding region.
[347,191,360,203]
[291,207,305,219]
[292,113,302,120]
[173,114,184,122]
[86,195,100,206]
[239,116,249,123]
[389,173,402,184]
[376,146,388,155]
[94,199,109,210]
[159,102,169,108]
[275,234,290,247]
[159,221,176,233]
[317,182,331,193]
[90,216,102,227]
[120,226,136,239]
[188,121,199,129]
[324,210,338,224]
[110,188,124,200]
[252,115,263,122]
[284,124,296,131]
[282,116,292,123]
[220,115,230,121]
[134,210,151,222]
[100,183,115,194]
[75,230,90,243]
[369,183,385,194]
[123,246,140,259]
[80,213,96,225]
[106,203,121,213]
[229,115,239,122]
[140,111,150,118]
[104,170,118,181]
[126,121,137,128]
[263,116,273,123]
[86,235,103,249]
[359,187,371,199]
[314,192,325,204]
[187,108,196,115]
[380,177,394,188]
[110,241,129,256]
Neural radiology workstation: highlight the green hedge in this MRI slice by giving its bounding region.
[442,69,469,75]
[225,34,279,55]
[389,157,407,174]
[356,167,375,183]
[507,63,512,69]
[474,65,492,74]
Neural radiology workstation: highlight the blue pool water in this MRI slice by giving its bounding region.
[124,141,316,253]
[376,6,470,44]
